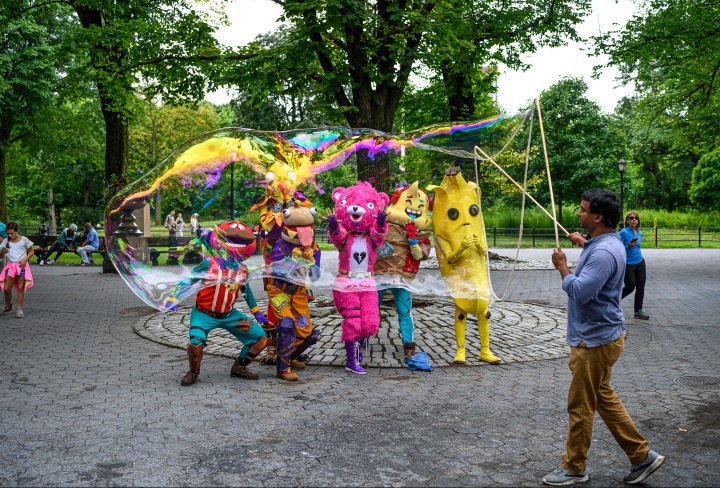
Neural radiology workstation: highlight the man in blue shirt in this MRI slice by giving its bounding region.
[77,222,100,266]
[543,189,665,486]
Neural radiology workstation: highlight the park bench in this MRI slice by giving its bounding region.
[145,236,199,265]
[29,234,109,265]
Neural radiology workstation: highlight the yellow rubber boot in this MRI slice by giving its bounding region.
[453,305,467,364]
[478,311,501,364]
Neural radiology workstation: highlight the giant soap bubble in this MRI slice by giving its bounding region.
[105,113,531,311]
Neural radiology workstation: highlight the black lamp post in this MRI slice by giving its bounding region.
[618,158,626,224]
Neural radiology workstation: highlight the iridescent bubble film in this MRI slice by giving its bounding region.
[105,113,531,311]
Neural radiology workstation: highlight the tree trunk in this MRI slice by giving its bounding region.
[101,102,130,192]
[442,66,475,121]
[47,182,57,234]
[155,191,162,226]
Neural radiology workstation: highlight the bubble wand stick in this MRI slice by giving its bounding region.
[474,146,570,235]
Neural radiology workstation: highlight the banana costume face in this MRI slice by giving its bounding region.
[386,181,432,231]
[427,167,500,365]
[426,168,489,303]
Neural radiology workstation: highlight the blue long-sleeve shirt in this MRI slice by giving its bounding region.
[562,232,626,347]
[619,226,644,265]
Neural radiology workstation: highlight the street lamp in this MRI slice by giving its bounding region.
[618,158,626,225]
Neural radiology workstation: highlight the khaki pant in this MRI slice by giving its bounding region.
[562,334,649,473]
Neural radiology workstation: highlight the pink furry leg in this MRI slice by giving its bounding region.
[333,289,363,342]
[358,289,380,339]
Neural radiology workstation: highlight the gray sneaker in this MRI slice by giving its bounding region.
[16,309,24,318]
[624,450,665,485]
[47,260,54,265]
[543,467,589,486]
[39,260,45,266]
[634,309,650,320]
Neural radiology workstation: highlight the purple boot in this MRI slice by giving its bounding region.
[345,341,366,375]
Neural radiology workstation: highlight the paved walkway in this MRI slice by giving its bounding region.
[1,248,719,486]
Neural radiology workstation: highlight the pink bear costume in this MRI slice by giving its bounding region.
[327,182,389,374]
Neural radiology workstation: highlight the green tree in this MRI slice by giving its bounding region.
[129,101,229,224]
[6,98,105,227]
[690,149,720,210]
[66,0,228,198]
[0,0,68,222]
[531,77,623,224]
[227,0,590,192]
[614,97,697,210]
[423,0,590,120]
[597,0,720,139]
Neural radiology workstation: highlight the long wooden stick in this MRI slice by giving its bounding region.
[535,98,560,247]
[474,146,570,235]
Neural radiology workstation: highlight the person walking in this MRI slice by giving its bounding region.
[619,211,649,320]
[175,213,185,237]
[0,222,35,318]
[190,213,199,236]
[544,189,665,486]
[76,223,99,266]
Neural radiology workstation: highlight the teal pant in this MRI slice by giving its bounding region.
[188,307,265,360]
[378,287,414,345]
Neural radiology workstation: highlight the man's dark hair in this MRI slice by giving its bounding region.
[581,189,621,228]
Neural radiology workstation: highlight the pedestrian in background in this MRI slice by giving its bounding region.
[0,222,34,318]
[619,211,649,320]
[544,189,665,486]
[176,213,185,237]
[190,213,199,236]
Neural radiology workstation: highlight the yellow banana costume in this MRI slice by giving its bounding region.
[427,167,501,364]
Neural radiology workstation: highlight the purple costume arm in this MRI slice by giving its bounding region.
[327,215,347,250]
[370,211,388,248]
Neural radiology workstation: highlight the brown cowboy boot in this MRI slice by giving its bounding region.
[181,343,203,386]
[230,358,259,380]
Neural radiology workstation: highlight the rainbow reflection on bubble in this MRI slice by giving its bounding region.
[105,113,529,311]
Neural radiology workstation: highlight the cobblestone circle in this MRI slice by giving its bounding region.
[133,295,568,368]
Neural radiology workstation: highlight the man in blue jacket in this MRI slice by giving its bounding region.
[543,189,665,486]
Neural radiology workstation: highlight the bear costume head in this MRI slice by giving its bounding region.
[332,182,389,233]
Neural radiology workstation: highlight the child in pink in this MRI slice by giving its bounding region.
[0,222,35,318]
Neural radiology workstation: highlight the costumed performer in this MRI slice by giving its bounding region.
[249,166,313,365]
[165,220,270,386]
[427,167,501,365]
[267,202,322,381]
[374,181,433,360]
[327,182,389,374]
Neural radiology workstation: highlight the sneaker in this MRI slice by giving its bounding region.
[634,310,650,320]
[276,369,299,381]
[16,309,24,318]
[1,305,12,315]
[80,262,89,266]
[624,450,665,485]
[542,467,589,486]
[39,260,45,266]
[47,260,54,265]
